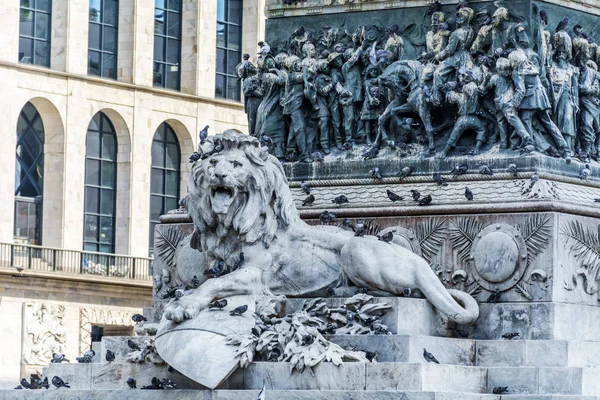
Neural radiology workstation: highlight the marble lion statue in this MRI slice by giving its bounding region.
[163,131,479,325]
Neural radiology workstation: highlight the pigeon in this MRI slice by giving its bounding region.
[209,299,228,310]
[20,378,31,389]
[573,24,584,38]
[230,304,249,316]
[370,167,383,180]
[507,163,518,177]
[410,189,421,201]
[259,136,273,148]
[539,9,548,25]
[204,261,226,278]
[346,311,355,326]
[141,377,162,390]
[493,386,509,394]
[341,218,355,232]
[530,173,539,187]
[418,194,432,206]
[257,382,267,400]
[233,252,245,271]
[486,289,501,303]
[51,353,69,363]
[301,181,311,194]
[377,231,393,243]
[127,339,141,351]
[76,349,95,363]
[400,166,413,178]
[465,186,473,201]
[479,165,494,175]
[199,125,209,146]
[579,164,591,180]
[555,17,568,33]
[343,141,353,151]
[14,385,22,390]
[51,376,70,389]
[126,377,137,389]
[433,173,448,186]
[451,164,469,177]
[189,275,200,289]
[403,287,412,297]
[425,0,441,17]
[365,351,377,362]
[189,152,201,163]
[267,347,282,360]
[372,321,390,334]
[332,195,349,205]
[302,194,315,206]
[105,349,115,363]
[319,211,336,224]
[258,41,271,57]
[502,332,520,340]
[132,313,147,324]
[386,189,403,202]
[354,221,366,237]
[363,145,380,160]
[161,379,177,389]
[423,348,440,364]
[29,374,45,389]
[302,334,315,345]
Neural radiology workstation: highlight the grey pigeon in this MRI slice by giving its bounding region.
[302,194,315,206]
[486,289,501,303]
[105,349,115,363]
[209,299,228,310]
[403,287,412,297]
[230,304,248,316]
[141,377,161,390]
[377,231,393,243]
[423,348,439,364]
[493,386,509,394]
[126,377,136,389]
[465,186,473,201]
[370,167,383,180]
[479,165,494,175]
[76,349,95,363]
[189,152,201,163]
[400,166,413,178]
[332,195,349,205]
[451,164,469,177]
[386,189,403,202]
[51,353,69,363]
[199,125,209,145]
[507,163,518,177]
[204,261,226,278]
[579,164,591,180]
[555,17,568,33]
[190,275,200,288]
[433,173,448,186]
[418,194,432,206]
[410,189,421,201]
[320,211,336,224]
[502,332,520,340]
[127,339,141,351]
[19,378,31,389]
[132,313,147,323]
[14,385,22,390]
[301,181,311,194]
[354,221,366,237]
[51,376,70,389]
[530,173,539,187]
[341,218,355,232]
[161,378,177,389]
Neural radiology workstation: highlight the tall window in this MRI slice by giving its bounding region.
[88,0,118,79]
[149,123,180,253]
[83,112,117,253]
[216,0,242,101]
[153,0,182,90]
[15,102,45,244]
[19,0,52,67]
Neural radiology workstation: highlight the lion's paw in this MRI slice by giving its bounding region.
[164,297,202,323]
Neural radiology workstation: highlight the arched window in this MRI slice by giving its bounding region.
[149,123,180,252]
[83,112,117,253]
[14,102,45,244]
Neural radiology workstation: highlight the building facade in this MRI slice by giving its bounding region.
[0,0,262,387]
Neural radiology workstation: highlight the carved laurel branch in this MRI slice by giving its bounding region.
[516,214,552,270]
[559,220,600,295]
[415,218,447,263]
[154,225,187,269]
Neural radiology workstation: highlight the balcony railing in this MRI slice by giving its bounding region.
[0,242,153,282]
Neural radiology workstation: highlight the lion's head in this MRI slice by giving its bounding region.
[188,131,300,248]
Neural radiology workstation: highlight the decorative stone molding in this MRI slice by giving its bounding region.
[79,307,137,354]
[22,302,66,365]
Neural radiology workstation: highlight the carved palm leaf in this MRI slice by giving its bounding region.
[559,220,600,270]
[415,218,447,263]
[448,218,484,263]
[517,214,551,268]
[154,225,187,269]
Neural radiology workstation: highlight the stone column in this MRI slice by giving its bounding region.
[0,1,19,63]
[132,0,155,87]
[50,0,68,71]
[195,0,217,97]
[65,0,89,75]
[180,0,199,95]
[118,0,135,83]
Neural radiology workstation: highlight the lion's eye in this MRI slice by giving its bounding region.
[210,158,218,166]
[231,160,242,168]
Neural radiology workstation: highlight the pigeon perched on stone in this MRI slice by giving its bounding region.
[486,289,501,303]
[14,385,22,390]
[20,378,31,389]
[204,261,226,278]
[451,164,469,177]
[365,351,377,362]
[465,186,473,201]
[507,163,518,177]
[403,287,412,297]
[189,152,201,163]
[343,141,353,151]
[555,17,568,33]
[230,304,249,316]
[354,221,366,237]
[346,311,355,326]
[400,166,413,178]
[141,377,162,390]
[199,125,209,146]
[579,164,591,180]
[423,348,440,364]
[410,189,421,201]
[370,167,383,180]
[127,339,141,351]
[332,195,349,205]
[302,194,315,206]
[425,0,441,17]
[363,145,380,160]
[386,189,403,202]
[502,332,520,340]
[161,379,177,389]
[209,299,228,310]
[418,194,432,206]
[479,165,494,175]
[530,173,539,187]
[257,41,271,57]
[267,348,282,360]
[259,136,273,148]
[233,252,245,271]
[320,211,336,224]
[493,386,509,394]
[76,349,95,363]
[190,275,200,289]
[377,231,393,243]
[105,349,115,363]
[126,377,137,389]
[132,313,147,324]
[341,218,355,232]
[301,181,311,194]
[51,376,70,389]
[433,173,448,186]
[51,353,69,363]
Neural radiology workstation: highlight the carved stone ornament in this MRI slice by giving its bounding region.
[22,302,66,365]
[377,226,422,256]
[469,224,528,292]
[79,307,138,354]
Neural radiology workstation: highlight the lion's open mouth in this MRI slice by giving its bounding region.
[211,185,235,214]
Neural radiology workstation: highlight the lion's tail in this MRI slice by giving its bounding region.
[418,279,480,325]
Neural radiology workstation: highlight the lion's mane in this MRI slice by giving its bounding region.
[188,131,300,250]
